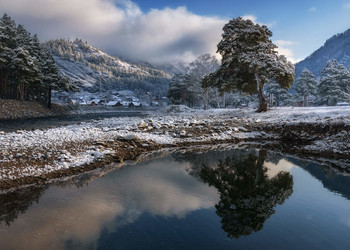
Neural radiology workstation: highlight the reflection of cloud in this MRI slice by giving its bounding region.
[265,159,294,178]
[0,0,225,63]
[0,156,218,249]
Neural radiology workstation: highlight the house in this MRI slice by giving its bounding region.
[89,99,102,106]
[129,102,142,108]
[121,101,130,107]
[105,101,122,107]
[68,99,77,105]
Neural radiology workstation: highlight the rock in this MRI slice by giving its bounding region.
[15,153,23,158]
[122,134,139,141]
[94,141,106,146]
[180,130,187,136]
[233,127,239,132]
[139,120,146,128]
[238,126,248,132]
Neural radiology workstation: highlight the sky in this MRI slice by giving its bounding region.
[1,0,350,64]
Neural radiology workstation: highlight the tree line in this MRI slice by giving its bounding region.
[168,17,350,110]
[0,14,73,107]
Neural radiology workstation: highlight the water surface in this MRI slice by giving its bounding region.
[1,147,350,249]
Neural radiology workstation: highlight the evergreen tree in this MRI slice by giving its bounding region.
[265,81,293,107]
[167,73,191,105]
[0,13,17,99]
[202,17,295,112]
[0,13,72,106]
[294,68,317,106]
[318,59,350,106]
[12,24,38,101]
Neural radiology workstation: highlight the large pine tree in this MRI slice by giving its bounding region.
[202,17,295,112]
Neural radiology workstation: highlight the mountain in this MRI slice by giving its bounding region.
[46,39,170,96]
[295,28,350,78]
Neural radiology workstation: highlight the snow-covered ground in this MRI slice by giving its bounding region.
[0,106,349,185]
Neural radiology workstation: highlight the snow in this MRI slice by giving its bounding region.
[0,106,349,182]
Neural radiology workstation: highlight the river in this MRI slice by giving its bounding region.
[0,110,146,132]
[0,146,350,249]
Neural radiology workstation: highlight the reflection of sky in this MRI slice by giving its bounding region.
[0,156,219,249]
[1,151,350,249]
[265,159,294,178]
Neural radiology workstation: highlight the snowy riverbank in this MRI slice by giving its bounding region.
[0,106,349,189]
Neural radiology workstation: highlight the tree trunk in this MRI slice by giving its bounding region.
[204,88,208,110]
[254,70,268,112]
[48,87,52,109]
[303,95,307,107]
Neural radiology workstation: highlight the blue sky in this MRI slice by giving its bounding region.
[132,0,350,62]
[1,0,350,64]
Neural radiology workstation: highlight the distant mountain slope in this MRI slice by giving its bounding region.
[295,29,350,78]
[46,39,170,95]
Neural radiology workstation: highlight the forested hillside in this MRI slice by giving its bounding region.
[295,28,350,78]
[46,39,171,97]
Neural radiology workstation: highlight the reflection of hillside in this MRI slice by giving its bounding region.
[0,185,48,226]
[287,157,350,200]
[200,151,293,239]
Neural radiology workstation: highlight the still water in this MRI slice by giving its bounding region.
[1,146,350,249]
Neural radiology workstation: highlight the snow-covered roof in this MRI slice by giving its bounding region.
[131,102,141,106]
[89,99,101,104]
[105,101,120,106]
[121,101,130,106]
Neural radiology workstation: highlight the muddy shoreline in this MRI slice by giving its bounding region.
[1,126,349,191]
[1,108,349,191]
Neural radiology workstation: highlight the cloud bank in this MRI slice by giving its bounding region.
[0,0,226,64]
[0,0,296,64]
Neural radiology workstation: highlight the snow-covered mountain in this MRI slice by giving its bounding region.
[46,39,170,95]
[295,28,350,78]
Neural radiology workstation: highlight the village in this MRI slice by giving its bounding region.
[52,90,169,108]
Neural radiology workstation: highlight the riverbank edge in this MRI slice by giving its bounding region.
[1,119,349,191]
[0,99,153,121]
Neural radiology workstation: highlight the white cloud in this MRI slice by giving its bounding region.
[242,14,276,28]
[309,7,317,12]
[274,40,300,64]
[242,14,258,23]
[344,3,350,9]
[0,0,226,64]
[275,40,294,46]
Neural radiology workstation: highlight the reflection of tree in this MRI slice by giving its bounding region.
[172,147,254,179]
[0,185,47,226]
[200,150,293,239]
